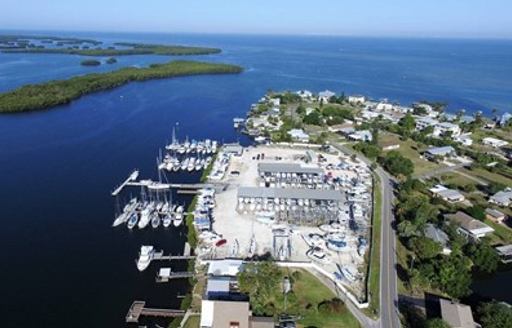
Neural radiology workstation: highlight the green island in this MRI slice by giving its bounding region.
[80,59,101,66]
[0,61,243,113]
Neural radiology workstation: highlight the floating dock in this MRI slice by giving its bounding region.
[125,301,185,323]
[112,170,139,196]
[156,268,194,282]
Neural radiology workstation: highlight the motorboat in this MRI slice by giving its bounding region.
[162,214,172,228]
[306,247,331,264]
[174,205,184,227]
[136,245,154,272]
[127,213,138,229]
[341,266,357,282]
[151,213,160,228]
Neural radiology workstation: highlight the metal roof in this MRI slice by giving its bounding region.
[258,162,322,175]
[238,186,343,201]
[426,146,455,156]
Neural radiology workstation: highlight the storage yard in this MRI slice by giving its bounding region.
[193,144,373,299]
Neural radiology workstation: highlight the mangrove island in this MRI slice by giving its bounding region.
[81,59,101,66]
[0,60,243,113]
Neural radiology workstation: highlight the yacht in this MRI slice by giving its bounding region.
[173,205,184,227]
[180,158,189,171]
[341,266,357,282]
[162,214,173,228]
[136,245,154,272]
[187,158,196,172]
[127,213,138,229]
[151,213,160,228]
[306,247,331,264]
[138,203,154,229]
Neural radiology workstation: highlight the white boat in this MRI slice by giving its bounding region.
[136,245,154,272]
[162,214,172,228]
[181,158,189,171]
[306,247,331,264]
[341,266,357,282]
[195,161,203,171]
[138,203,154,229]
[127,213,138,229]
[173,205,184,226]
[151,214,160,228]
[187,158,195,172]
[112,212,128,227]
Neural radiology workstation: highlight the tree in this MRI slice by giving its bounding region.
[465,240,500,274]
[410,236,442,260]
[478,301,512,328]
[399,113,416,136]
[303,110,322,125]
[380,150,414,177]
[465,205,486,221]
[436,255,472,298]
[425,318,450,328]
[238,261,283,315]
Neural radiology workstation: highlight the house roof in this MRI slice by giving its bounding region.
[445,211,494,234]
[485,208,506,219]
[440,299,475,328]
[206,277,231,294]
[250,316,275,328]
[425,146,455,156]
[238,186,343,201]
[424,224,449,246]
[496,244,512,257]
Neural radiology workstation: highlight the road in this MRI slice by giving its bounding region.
[331,142,401,328]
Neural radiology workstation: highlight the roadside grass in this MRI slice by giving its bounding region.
[484,219,512,245]
[363,174,381,319]
[182,315,200,328]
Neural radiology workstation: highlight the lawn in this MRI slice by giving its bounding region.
[262,268,361,328]
[462,167,512,187]
[363,174,381,318]
[484,218,512,245]
[379,133,441,175]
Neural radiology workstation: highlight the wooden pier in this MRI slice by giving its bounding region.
[126,301,185,323]
[153,252,195,261]
[156,271,194,282]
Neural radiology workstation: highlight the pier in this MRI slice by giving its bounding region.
[156,267,194,282]
[125,301,185,323]
[111,170,139,196]
[153,251,195,261]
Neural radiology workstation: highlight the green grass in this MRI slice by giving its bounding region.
[484,219,512,245]
[290,269,361,328]
[379,133,441,175]
[0,60,243,113]
[462,167,512,187]
[363,174,381,318]
[182,315,200,328]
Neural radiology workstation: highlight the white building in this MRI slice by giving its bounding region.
[288,129,310,142]
[296,90,313,100]
[376,102,394,111]
[415,117,439,131]
[318,90,336,104]
[348,95,366,104]
[445,211,494,240]
[348,130,373,142]
[490,188,512,207]
[483,137,508,148]
[454,133,473,146]
[269,98,280,107]
[429,185,465,203]
[433,122,461,137]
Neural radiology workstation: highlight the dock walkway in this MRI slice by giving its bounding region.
[126,301,185,323]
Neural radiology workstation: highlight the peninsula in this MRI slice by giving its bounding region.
[0,35,221,56]
[0,61,243,113]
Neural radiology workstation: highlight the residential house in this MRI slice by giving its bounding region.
[445,211,494,240]
[415,117,439,131]
[483,137,508,148]
[318,90,336,104]
[495,245,512,264]
[200,299,273,328]
[348,130,372,142]
[485,208,507,224]
[288,129,310,143]
[454,133,473,146]
[424,146,456,161]
[498,112,512,126]
[348,95,366,104]
[296,90,313,100]
[376,102,394,111]
[433,122,462,137]
[440,299,478,328]
[489,188,512,207]
[424,224,452,255]
[430,185,465,203]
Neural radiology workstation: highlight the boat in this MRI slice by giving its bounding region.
[195,160,203,171]
[341,266,357,282]
[173,205,184,227]
[138,203,154,229]
[127,213,138,229]
[187,158,195,172]
[180,158,189,171]
[248,234,257,257]
[136,245,154,272]
[151,213,160,228]
[306,247,331,264]
[162,214,172,228]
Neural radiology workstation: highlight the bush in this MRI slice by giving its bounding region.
[318,298,346,315]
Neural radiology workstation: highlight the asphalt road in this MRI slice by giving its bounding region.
[331,142,401,328]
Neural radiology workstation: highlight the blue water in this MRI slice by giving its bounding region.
[1,32,512,327]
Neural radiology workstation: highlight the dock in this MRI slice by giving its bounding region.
[112,170,139,196]
[153,251,195,261]
[125,301,185,323]
[156,268,194,282]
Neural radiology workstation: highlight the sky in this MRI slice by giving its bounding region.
[2,0,512,38]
